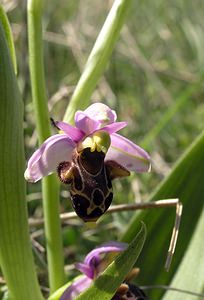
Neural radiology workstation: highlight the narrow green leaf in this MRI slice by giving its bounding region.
[0,19,43,300]
[0,5,17,74]
[75,223,146,300]
[121,130,204,299]
[63,0,132,124]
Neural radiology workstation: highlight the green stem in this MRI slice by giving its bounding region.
[27,0,65,292]
[63,0,132,124]
[0,17,43,300]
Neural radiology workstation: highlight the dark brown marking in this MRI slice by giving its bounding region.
[70,193,90,219]
[72,166,83,191]
[105,192,113,210]
[79,148,105,175]
[92,189,104,205]
[105,170,112,189]
[87,207,103,219]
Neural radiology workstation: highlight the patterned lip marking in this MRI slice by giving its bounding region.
[59,148,114,222]
[70,192,90,219]
[78,148,105,175]
[86,207,103,220]
[105,192,113,211]
[92,189,104,205]
[72,165,83,191]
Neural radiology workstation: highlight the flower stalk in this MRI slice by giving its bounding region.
[0,14,43,300]
[27,0,65,292]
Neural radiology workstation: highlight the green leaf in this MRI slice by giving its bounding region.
[121,130,204,299]
[0,16,43,300]
[0,5,17,74]
[75,223,146,300]
[63,0,132,124]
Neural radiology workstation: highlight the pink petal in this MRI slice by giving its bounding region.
[75,103,118,134]
[84,103,117,124]
[75,242,127,279]
[54,121,84,142]
[84,241,127,267]
[102,121,127,134]
[105,133,151,173]
[60,276,92,300]
[24,134,75,182]
[75,262,94,279]
[74,111,100,135]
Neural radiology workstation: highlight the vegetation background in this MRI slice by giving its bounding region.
[1,0,204,299]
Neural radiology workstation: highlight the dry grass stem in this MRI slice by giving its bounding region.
[29,198,180,225]
[141,285,204,298]
[165,201,183,271]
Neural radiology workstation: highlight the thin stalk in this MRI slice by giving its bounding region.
[0,16,43,300]
[63,0,132,124]
[27,0,65,292]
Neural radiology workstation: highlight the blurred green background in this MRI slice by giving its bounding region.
[2,0,204,297]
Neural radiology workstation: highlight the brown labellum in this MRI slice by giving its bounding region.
[57,147,130,222]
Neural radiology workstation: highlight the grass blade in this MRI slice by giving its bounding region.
[0,16,43,300]
[63,0,132,124]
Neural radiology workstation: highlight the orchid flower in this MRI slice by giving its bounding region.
[25,103,151,221]
[60,241,128,300]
